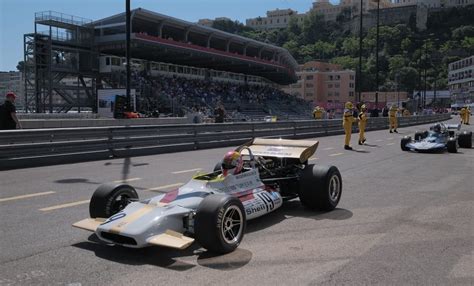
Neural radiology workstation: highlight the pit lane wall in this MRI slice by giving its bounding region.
[0,114,450,170]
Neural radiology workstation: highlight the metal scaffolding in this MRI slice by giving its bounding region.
[24,11,98,113]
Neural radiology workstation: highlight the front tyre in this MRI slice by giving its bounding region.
[194,194,246,254]
[298,165,342,211]
[401,136,412,151]
[89,184,138,218]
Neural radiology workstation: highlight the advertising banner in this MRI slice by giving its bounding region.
[97,89,136,118]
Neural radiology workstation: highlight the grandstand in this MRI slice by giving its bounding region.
[24,8,311,120]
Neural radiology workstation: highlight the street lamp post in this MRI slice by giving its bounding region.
[126,0,131,111]
[375,0,380,108]
[357,0,363,103]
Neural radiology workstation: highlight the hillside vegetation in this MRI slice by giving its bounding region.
[213,6,474,93]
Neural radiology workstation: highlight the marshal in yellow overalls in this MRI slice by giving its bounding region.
[358,104,367,145]
[389,105,399,133]
[460,107,466,124]
[343,102,357,150]
[464,106,471,125]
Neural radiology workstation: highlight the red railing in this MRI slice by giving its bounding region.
[134,33,293,75]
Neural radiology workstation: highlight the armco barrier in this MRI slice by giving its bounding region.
[0,114,450,170]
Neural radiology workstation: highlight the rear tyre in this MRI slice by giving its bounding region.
[401,136,411,151]
[89,184,138,218]
[447,138,457,153]
[298,165,342,211]
[458,131,472,148]
[414,131,428,140]
[194,194,246,254]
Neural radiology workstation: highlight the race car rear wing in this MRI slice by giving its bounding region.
[239,138,319,163]
[445,124,461,130]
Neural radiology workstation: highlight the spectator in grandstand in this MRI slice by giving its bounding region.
[214,103,226,123]
[0,92,22,130]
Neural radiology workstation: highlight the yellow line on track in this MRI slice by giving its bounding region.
[145,183,184,192]
[322,147,334,150]
[329,153,344,157]
[113,178,141,183]
[172,168,202,174]
[39,200,90,211]
[0,191,56,203]
[309,157,319,161]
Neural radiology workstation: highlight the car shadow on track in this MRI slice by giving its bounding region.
[245,200,353,234]
[72,234,252,271]
[55,178,101,185]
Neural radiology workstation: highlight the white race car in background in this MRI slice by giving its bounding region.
[73,138,342,254]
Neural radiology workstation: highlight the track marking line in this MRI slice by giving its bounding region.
[172,168,202,174]
[376,139,383,142]
[309,157,319,161]
[145,183,184,192]
[113,178,141,183]
[386,143,395,146]
[329,153,344,157]
[0,191,56,203]
[39,200,90,211]
[322,147,334,150]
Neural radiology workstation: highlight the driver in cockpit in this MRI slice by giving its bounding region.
[220,151,244,177]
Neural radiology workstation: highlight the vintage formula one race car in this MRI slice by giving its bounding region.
[400,123,472,153]
[73,138,342,254]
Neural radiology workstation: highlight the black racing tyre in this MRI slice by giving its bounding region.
[458,131,472,148]
[414,131,428,140]
[194,194,246,254]
[89,183,138,218]
[401,136,412,151]
[447,138,457,153]
[298,164,342,211]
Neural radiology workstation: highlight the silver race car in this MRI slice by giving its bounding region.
[73,138,342,254]
[401,123,472,153]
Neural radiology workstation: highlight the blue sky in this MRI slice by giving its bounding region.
[0,0,339,71]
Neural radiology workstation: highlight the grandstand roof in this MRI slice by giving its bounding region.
[92,8,298,84]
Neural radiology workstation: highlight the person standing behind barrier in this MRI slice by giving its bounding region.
[459,106,466,124]
[343,101,357,150]
[313,106,323,119]
[388,104,399,133]
[358,104,368,145]
[403,108,410,117]
[214,103,225,123]
[0,92,22,130]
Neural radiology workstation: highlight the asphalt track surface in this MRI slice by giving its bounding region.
[0,117,473,286]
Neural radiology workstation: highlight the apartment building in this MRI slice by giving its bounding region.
[392,0,473,8]
[0,71,24,108]
[448,55,474,105]
[246,9,306,30]
[282,61,356,109]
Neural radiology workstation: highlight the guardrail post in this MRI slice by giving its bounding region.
[193,125,198,150]
[107,128,114,157]
[293,121,297,138]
